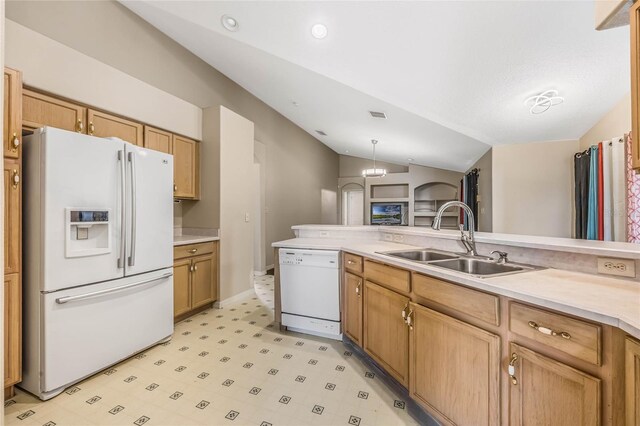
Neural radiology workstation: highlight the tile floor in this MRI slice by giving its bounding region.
[4,275,419,426]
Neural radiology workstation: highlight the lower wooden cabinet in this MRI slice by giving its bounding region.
[4,273,21,389]
[508,343,601,426]
[343,272,363,346]
[409,303,500,426]
[363,280,410,387]
[626,337,640,425]
[173,242,218,320]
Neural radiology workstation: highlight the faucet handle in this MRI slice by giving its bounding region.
[490,250,509,264]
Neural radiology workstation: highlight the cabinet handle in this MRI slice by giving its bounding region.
[508,352,518,385]
[193,265,198,272]
[11,133,19,150]
[401,302,409,321]
[406,309,414,330]
[347,260,356,265]
[527,321,571,340]
[76,119,84,133]
[174,184,178,192]
[89,122,95,135]
[11,170,20,188]
[188,248,198,254]
[355,280,361,296]
[189,265,194,272]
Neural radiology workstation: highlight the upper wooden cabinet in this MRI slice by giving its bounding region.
[363,280,410,387]
[410,303,500,426]
[87,109,143,146]
[144,126,172,154]
[508,343,601,426]
[173,134,199,199]
[631,1,640,169]
[22,89,86,133]
[3,68,22,159]
[626,337,640,425]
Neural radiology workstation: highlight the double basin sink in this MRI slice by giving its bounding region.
[379,249,535,278]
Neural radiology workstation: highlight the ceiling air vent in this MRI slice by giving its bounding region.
[369,111,387,119]
[315,130,327,136]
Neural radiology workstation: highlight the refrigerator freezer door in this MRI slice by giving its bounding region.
[124,145,173,276]
[38,268,173,398]
[35,128,126,292]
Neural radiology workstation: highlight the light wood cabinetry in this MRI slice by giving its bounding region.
[22,89,85,133]
[3,69,22,158]
[344,253,363,274]
[409,303,500,426]
[173,241,218,321]
[4,159,21,275]
[172,134,199,199]
[4,273,21,390]
[344,272,363,346]
[631,1,640,170]
[144,126,172,154]
[364,259,410,293]
[87,109,143,146]
[363,280,410,387]
[626,337,640,425]
[508,343,601,425]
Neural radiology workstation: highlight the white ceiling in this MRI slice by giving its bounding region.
[122,1,630,172]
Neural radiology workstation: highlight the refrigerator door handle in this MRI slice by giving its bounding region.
[55,272,173,305]
[127,151,137,267]
[117,150,126,269]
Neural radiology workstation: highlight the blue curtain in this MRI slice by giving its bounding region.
[586,145,599,240]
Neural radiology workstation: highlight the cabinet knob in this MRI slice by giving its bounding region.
[193,265,198,272]
[508,352,519,385]
[188,248,198,254]
[88,122,95,135]
[11,170,19,188]
[11,133,20,150]
[76,120,84,133]
[174,184,178,192]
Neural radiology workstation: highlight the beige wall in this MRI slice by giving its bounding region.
[469,149,493,232]
[4,20,202,139]
[492,140,579,238]
[579,93,631,149]
[7,0,340,270]
[339,155,409,177]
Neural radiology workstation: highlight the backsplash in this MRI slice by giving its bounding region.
[174,202,183,229]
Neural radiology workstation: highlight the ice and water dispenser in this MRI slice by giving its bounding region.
[65,209,111,257]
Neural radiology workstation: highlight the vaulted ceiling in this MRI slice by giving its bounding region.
[122,1,629,172]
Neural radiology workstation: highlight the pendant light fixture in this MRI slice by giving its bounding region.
[362,139,387,178]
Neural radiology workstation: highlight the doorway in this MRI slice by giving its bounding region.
[341,184,365,225]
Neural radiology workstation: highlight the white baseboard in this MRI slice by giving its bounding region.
[265,264,274,271]
[213,289,256,309]
[254,270,267,276]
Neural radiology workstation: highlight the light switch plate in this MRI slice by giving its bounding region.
[597,257,636,278]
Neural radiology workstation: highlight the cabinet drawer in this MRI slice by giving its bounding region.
[344,253,363,274]
[413,273,499,326]
[174,242,215,260]
[509,303,601,365]
[364,260,410,293]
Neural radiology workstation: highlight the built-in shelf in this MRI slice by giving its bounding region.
[370,183,409,199]
[370,197,410,203]
[413,212,459,217]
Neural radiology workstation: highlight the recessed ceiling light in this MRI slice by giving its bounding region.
[221,15,239,32]
[525,90,564,114]
[345,150,350,153]
[311,23,328,39]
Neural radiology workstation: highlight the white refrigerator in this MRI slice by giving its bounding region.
[20,127,174,400]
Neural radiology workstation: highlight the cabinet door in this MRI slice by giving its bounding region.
[191,254,215,309]
[22,89,86,133]
[626,337,640,426]
[4,273,21,387]
[173,259,192,318]
[344,272,363,346]
[632,1,640,169]
[3,68,22,158]
[409,303,500,426]
[509,343,600,426]
[87,109,143,146]
[144,126,172,154]
[363,280,410,386]
[4,159,21,275]
[173,135,199,199]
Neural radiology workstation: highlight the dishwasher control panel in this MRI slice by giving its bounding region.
[279,249,340,268]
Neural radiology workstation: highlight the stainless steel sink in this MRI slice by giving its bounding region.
[428,258,533,277]
[380,249,459,263]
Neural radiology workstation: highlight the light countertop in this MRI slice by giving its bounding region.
[173,235,220,246]
[273,237,640,340]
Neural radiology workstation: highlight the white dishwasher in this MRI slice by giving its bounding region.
[279,248,342,340]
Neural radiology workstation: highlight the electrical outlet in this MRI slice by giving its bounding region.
[597,257,636,278]
[383,233,393,241]
[244,213,250,223]
[393,234,404,243]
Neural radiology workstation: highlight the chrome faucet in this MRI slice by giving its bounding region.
[431,201,479,257]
